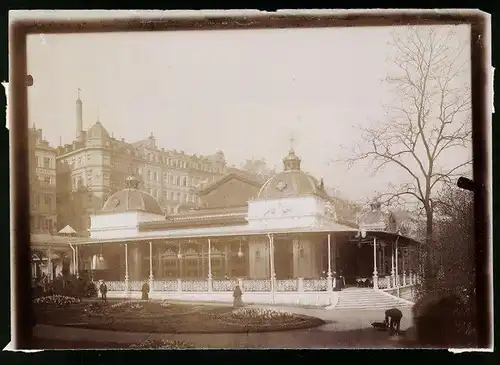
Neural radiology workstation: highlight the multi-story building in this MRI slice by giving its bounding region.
[29,126,58,233]
[55,93,226,234]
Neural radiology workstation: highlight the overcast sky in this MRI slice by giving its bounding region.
[26,24,471,202]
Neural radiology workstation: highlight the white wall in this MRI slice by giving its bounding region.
[247,195,331,230]
[90,211,165,239]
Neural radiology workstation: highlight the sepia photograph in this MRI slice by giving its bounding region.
[8,10,492,351]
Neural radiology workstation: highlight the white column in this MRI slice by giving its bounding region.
[402,247,407,286]
[207,239,213,292]
[75,245,80,278]
[149,241,154,292]
[391,243,395,288]
[372,237,378,289]
[48,245,53,280]
[269,234,276,304]
[124,243,129,291]
[395,240,399,289]
[327,234,333,291]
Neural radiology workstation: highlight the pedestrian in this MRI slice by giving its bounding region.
[141,281,150,300]
[99,280,108,303]
[385,308,403,335]
[233,285,243,308]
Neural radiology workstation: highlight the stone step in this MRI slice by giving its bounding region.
[333,290,412,310]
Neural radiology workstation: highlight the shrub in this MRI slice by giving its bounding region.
[412,292,475,347]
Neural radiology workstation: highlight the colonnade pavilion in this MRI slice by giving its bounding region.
[30,147,420,306]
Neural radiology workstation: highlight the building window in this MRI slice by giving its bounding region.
[154,171,158,181]
[103,157,109,165]
[191,195,196,203]
[184,194,188,203]
[88,194,92,202]
[44,195,51,206]
[176,192,180,201]
[148,171,152,181]
[169,175,174,185]
[163,190,167,199]
[44,176,51,187]
[183,177,187,187]
[43,157,51,169]
[163,173,167,182]
[170,192,174,201]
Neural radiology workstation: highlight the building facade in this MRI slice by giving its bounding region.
[62,147,419,307]
[55,93,226,234]
[29,126,58,234]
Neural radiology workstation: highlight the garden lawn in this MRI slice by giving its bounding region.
[34,298,324,334]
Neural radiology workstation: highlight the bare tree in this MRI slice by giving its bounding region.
[240,158,276,181]
[337,26,472,263]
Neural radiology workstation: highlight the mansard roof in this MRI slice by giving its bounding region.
[197,170,263,196]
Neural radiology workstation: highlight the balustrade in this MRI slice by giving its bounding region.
[242,279,271,292]
[180,279,208,292]
[276,279,298,292]
[303,279,327,292]
[105,278,332,293]
[377,276,390,289]
[212,279,238,292]
[152,280,177,292]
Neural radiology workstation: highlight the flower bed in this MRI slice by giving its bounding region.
[129,339,195,349]
[33,295,81,307]
[34,300,323,334]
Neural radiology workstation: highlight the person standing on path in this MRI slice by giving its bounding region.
[142,281,150,300]
[99,280,108,303]
[233,285,243,308]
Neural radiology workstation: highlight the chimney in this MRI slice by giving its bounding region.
[76,88,83,140]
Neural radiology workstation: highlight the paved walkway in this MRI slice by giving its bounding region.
[33,304,415,348]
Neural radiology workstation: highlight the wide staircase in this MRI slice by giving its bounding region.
[334,288,414,310]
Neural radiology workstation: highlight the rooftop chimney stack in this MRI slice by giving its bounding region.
[76,88,83,140]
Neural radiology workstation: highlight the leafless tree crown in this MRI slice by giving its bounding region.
[338,26,472,220]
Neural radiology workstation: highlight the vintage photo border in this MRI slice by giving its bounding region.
[7,10,492,350]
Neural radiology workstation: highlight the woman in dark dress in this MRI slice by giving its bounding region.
[233,285,243,308]
[141,281,150,300]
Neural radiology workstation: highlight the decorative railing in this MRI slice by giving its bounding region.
[383,284,416,303]
[153,280,177,292]
[377,276,390,289]
[128,281,144,291]
[303,279,327,292]
[212,279,238,292]
[107,281,126,291]
[181,280,208,292]
[276,279,298,292]
[106,278,333,293]
[243,279,271,292]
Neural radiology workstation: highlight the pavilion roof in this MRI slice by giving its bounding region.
[30,233,87,249]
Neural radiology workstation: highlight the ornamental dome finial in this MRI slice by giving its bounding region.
[125,175,140,189]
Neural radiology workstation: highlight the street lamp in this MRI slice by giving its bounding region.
[237,240,243,258]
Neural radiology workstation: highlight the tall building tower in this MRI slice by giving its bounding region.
[76,88,83,140]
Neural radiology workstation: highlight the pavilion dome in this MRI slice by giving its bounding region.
[257,148,328,200]
[101,175,164,215]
